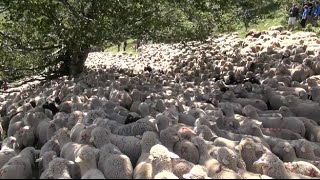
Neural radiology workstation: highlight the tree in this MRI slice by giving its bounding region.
[0,0,236,78]
[234,0,280,31]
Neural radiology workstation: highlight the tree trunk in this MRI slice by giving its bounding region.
[69,50,89,76]
[58,49,89,77]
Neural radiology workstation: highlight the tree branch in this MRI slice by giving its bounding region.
[57,0,93,21]
[0,31,61,52]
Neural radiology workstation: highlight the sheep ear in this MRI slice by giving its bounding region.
[35,157,42,163]
[89,137,94,143]
[75,157,82,163]
[283,147,290,153]
[94,149,100,155]
[136,140,142,146]
[169,152,180,159]
[182,174,191,179]
[67,160,75,166]
[198,132,204,138]
[222,158,229,165]
[34,150,41,155]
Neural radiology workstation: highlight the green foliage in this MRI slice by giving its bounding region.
[0,0,237,79]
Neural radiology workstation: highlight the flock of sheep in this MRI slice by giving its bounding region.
[2,25,320,179]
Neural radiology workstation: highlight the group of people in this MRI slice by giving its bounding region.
[288,0,320,31]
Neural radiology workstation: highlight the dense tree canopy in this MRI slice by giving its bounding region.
[0,0,283,79]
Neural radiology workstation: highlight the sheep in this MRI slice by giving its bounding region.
[0,147,40,179]
[216,147,246,172]
[98,143,133,179]
[0,146,16,169]
[125,112,141,125]
[212,137,240,152]
[83,109,107,124]
[42,101,59,116]
[291,139,320,161]
[77,124,96,145]
[173,139,200,164]
[183,165,211,179]
[149,144,174,178]
[81,169,106,179]
[39,157,74,179]
[40,139,60,157]
[171,158,195,179]
[211,122,270,149]
[1,136,17,150]
[253,152,317,179]
[70,123,86,142]
[7,120,24,137]
[194,124,217,141]
[154,171,179,179]
[14,125,35,149]
[90,126,141,167]
[133,131,160,179]
[156,113,171,132]
[35,151,57,172]
[36,120,57,147]
[190,136,241,179]
[176,126,197,141]
[74,145,100,177]
[236,137,269,174]
[114,117,158,136]
[67,111,85,129]
[159,127,180,151]
[304,121,320,142]
[242,105,306,137]
[284,161,320,177]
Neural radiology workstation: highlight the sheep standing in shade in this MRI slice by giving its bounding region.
[98,143,133,179]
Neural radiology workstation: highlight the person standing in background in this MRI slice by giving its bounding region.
[288,3,300,31]
[314,1,320,26]
[301,5,310,28]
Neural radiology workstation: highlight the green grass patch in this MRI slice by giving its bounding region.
[238,9,287,38]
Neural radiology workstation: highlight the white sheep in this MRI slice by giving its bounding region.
[154,171,179,179]
[149,144,174,178]
[74,145,100,177]
[39,157,74,179]
[183,165,211,179]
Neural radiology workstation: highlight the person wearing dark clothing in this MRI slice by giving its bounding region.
[288,4,300,30]
[301,5,310,28]
[314,1,320,26]
[123,41,127,51]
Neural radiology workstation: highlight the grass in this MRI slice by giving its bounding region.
[238,9,287,38]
